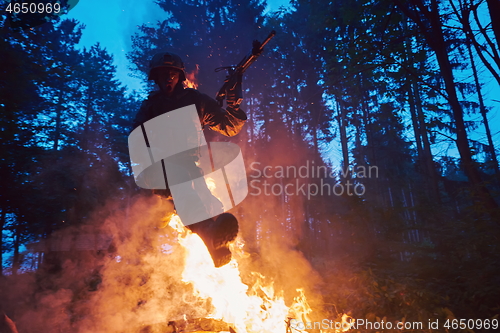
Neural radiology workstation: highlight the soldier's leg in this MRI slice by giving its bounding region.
[186,213,239,267]
[162,159,239,267]
[182,164,239,267]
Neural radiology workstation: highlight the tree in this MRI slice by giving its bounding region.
[1,18,137,272]
[0,20,47,273]
[395,0,499,221]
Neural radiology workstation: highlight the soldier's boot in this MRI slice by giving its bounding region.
[186,213,239,267]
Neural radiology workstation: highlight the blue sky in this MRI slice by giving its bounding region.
[66,0,291,95]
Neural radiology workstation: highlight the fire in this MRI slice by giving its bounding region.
[205,176,217,193]
[184,64,200,89]
[166,214,351,333]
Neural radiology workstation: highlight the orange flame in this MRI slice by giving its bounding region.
[205,176,217,193]
[166,214,351,333]
[184,64,199,89]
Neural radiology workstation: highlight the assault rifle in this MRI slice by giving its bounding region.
[215,30,276,107]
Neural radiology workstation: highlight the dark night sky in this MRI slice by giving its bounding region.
[64,0,499,162]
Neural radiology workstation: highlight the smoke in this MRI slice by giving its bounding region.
[1,194,211,333]
[72,195,207,333]
[1,171,331,332]
[233,120,331,323]
[0,125,332,332]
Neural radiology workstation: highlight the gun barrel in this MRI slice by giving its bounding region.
[216,31,276,106]
[260,30,276,50]
[239,30,276,72]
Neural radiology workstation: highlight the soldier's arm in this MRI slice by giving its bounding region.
[199,92,247,137]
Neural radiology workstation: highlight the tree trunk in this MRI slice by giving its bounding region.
[460,0,500,88]
[408,87,424,167]
[397,0,498,219]
[427,0,497,213]
[82,89,93,152]
[360,75,376,168]
[0,209,4,277]
[336,99,349,174]
[486,0,500,52]
[466,38,500,177]
[403,18,428,197]
[12,223,21,275]
[53,90,64,151]
[414,80,442,203]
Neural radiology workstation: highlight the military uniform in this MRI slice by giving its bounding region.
[133,53,245,267]
[133,85,246,137]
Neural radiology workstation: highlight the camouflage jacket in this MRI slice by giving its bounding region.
[133,85,247,137]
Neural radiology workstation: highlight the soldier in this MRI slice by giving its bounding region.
[133,52,246,267]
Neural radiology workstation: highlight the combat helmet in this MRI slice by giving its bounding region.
[148,52,186,81]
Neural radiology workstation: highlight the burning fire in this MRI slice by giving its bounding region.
[166,61,349,331]
[167,214,351,333]
[184,64,200,89]
[205,176,217,193]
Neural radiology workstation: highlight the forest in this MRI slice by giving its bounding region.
[1,0,499,332]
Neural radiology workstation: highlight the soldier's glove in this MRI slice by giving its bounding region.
[226,73,242,108]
